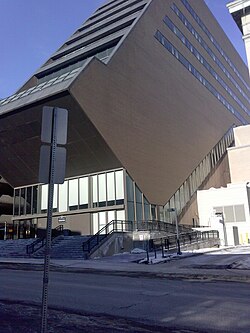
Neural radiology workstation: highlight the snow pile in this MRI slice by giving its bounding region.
[131,248,146,254]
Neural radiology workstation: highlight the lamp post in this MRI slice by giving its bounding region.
[168,208,182,255]
[216,212,228,246]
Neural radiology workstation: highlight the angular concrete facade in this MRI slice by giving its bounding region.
[0,0,250,238]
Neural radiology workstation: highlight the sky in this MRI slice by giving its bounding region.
[0,0,247,98]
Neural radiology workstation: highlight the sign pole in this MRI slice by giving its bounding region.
[41,108,57,333]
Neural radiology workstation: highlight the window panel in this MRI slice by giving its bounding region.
[92,175,98,207]
[26,187,32,215]
[79,177,88,209]
[107,172,115,205]
[14,189,20,216]
[115,170,124,204]
[234,205,246,222]
[98,173,106,207]
[53,184,58,212]
[32,186,38,214]
[69,179,78,210]
[92,212,99,234]
[41,185,48,212]
[99,211,106,233]
[59,181,68,212]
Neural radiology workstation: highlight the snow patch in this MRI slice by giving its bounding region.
[131,248,146,254]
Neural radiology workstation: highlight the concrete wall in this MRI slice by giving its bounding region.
[197,183,250,245]
[228,125,250,183]
[179,153,231,225]
[37,212,91,236]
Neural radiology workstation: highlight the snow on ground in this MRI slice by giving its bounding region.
[107,245,250,267]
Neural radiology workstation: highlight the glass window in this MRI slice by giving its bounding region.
[92,212,99,234]
[98,173,106,207]
[41,185,48,213]
[20,188,26,215]
[99,211,106,234]
[14,189,20,216]
[107,172,115,206]
[79,177,88,209]
[234,205,246,222]
[115,170,124,205]
[144,197,150,221]
[151,205,156,220]
[127,201,135,222]
[59,181,68,212]
[26,187,32,215]
[224,206,234,222]
[135,185,142,203]
[53,185,58,212]
[116,210,125,231]
[108,210,115,223]
[69,179,78,210]
[107,210,115,232]
[92,175,98,208]
[126,174,134,202]
[32,186,38,214]
[136,203,142,221]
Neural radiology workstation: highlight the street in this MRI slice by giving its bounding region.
[1,266,250,332]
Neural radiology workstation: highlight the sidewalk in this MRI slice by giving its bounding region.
[1,246,250,283]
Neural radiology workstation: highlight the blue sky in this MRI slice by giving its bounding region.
[0,0,247,98]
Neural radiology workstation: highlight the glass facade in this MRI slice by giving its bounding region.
[14,169,125,216]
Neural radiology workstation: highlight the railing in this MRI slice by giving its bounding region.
[26,224,64,255]
[135,220,193,234]
[26,237,46,255]
[82,220,133,255]
[163,125,235,219]
[151,230,219,256]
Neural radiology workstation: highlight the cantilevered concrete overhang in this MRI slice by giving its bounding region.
[0,62,122,188]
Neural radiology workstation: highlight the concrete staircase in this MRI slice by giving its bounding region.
[0,239,35,257]
[32,235,90,259]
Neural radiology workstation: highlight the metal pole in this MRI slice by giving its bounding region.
[4,222,7,240]
[41,108,57,333]
[175,210,182,255]
[222,215,228,246]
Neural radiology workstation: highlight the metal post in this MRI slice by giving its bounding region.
[4,222,7,240]
[175,210,182,255]
[161,238,165,258]
[41,108,57,333]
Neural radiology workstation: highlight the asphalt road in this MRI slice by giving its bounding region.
[1,268,250,332]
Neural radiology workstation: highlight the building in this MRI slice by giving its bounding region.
[227,0,250,73]
[0,0,250,239]
[197,125,250,246]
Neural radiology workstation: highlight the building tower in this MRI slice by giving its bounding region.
[227,0,250,74]
[0,0,250,238]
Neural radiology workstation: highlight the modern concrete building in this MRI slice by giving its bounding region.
[227,0,250,73]
[0,0,250,239]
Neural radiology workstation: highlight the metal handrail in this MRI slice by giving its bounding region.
[152,230,219,253]
[82,220,133,254]
[26,237,46,255]
[135,220,193,233]
[26,224,64,255]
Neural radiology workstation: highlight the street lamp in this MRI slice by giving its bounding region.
[215,212,228,246]
[168,208,182,255]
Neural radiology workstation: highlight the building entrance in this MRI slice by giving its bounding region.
[12,219,37,239]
